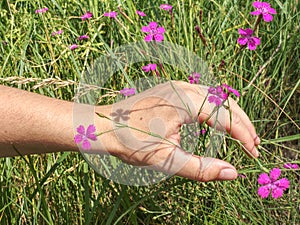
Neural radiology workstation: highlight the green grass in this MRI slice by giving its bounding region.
[0,0,299,224]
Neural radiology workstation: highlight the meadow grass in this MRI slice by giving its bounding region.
[0,0,299,224]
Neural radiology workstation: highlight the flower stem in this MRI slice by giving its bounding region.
[253,14,262,33]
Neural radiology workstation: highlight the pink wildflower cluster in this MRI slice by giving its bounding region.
[141,22,165,42]
[237,1,276,50]
[251,1,276,22]
[208,84,240,106]
[237,28,261,51]
[258,168,290,199]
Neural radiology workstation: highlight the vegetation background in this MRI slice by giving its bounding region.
[0,0,299,224]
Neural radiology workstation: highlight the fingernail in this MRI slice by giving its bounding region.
[219,168,237,180]
[254,136,261,144]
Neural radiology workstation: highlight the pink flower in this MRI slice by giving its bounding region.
[120,88,135,97]
[160,4,172,12]
[136,10,146,17]
[81,11,93,20]
[35,7,48,14]
[188,72,201,84]
[69,44,78,50]
[74,125,97,150]
[237,28,261,50]
[258,168,290,199]
[283,163,299,170]
[208,86,228,106]
[141,22,165,42]
[78,35,89,41]
[51,30,64,36]
[104,11,118,19]
[222,84,240,97]
[142,63,157,72]
[251,1,276,22]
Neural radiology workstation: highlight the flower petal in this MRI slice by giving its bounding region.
[149,64,157,70]
[258,173,271,185]
[144,34,153,42]
[268,8,277,14]
[141,26,151,33]
[74,134,83,144]
[250,10,261,16]
[238,37,248,45]
[253,1,262,8]
[245,28,254,36]
[149,22,158,29]
[252,37,261,45]
[258,185,270,198]
[238,28,248,36]
[142,65,150,72]
[271,187,283,199]
[276,178,290,190]
[248,40,258,50]
[76,125,85,134]
[263,14,273,22]
[82,139,91,150]
[154,33,164,42]
[156,27,165,34]
[86,124,96,135]
[270,168,281,181]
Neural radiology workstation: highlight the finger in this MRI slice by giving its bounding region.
[184,84,260,158]
[226,98,260,146]
[152,144,237,182]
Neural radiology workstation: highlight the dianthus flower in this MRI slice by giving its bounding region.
[74,125,97,150]
[120,88,135,97]
[237,28,261,50]
[136,10,146,17]
[208,85,228,106]
[250,1,276,22]
[142,63,157,72]
[69,44,78,50]
[188,72,201,84]
[222,84,240,97]
[258,168,290,199]
[141,22,165,42]
[103,11,118,19]
[160,4,172,12]
[35,7,48,14]
[78,35,89,41]
[81,11,93,20]
[283,163,299,170]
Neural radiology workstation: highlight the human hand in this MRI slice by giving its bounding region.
[83,81,260,182]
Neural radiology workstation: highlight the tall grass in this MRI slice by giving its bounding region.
[0,0,299,224]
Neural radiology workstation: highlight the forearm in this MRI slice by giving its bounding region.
[0,85,78,157]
